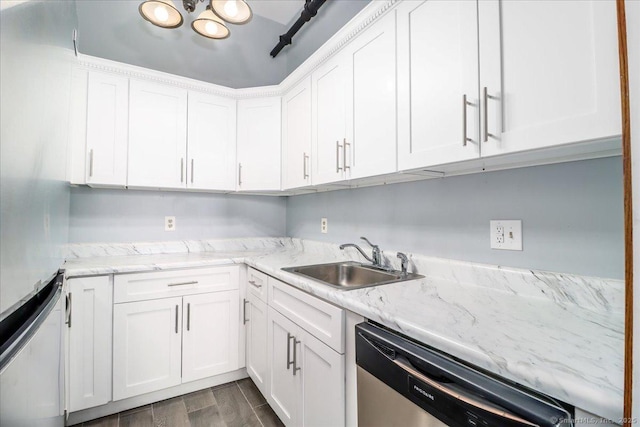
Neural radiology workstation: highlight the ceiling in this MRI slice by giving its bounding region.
[75,0,370,89]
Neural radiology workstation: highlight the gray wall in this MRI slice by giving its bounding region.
[69,187,286,243]
[287,157,624,279]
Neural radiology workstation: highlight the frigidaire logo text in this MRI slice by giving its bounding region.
[413,384,435,401]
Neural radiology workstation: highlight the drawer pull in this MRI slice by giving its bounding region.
[248,280,262,288]
[167,280,198,287]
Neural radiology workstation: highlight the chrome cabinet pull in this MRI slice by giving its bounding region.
[186,303,191,331]
[303,152,309,180]
[238,163,242,186]
[287,332,294,370]
[462,94,473,147]
[180,158,184,183]
[336,141,343,173]
[167,280,198,287]
[65,293,72,328]
[343,138,350,171]
[89,149,94,178]
[483,87,495,143]
[175,304,179,334]
[243,298,249,325]
[191,159,194,183]
[248,280,262,288]
[292,337,301,376]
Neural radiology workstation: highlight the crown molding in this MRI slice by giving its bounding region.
[76,0,398,100]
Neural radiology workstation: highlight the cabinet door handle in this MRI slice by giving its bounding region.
[243,298,249,325]
[483,87,495,143]
[167,281,198,287]
[88,149,94,178]
[303,152,309,180]
[286,332,293,370]
[181,158,184,183]
[175,304,179,334]
[248,280,262,289]
[191,159,194,183]
[65,293,72,328]
[336,141,343,173]
[186,303,191,331]
[292,337,301,376]
[462,94,473,147]
[238,163,242,186]
[343,138,350,171]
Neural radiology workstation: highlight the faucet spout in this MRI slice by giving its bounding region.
[339,243,375,264]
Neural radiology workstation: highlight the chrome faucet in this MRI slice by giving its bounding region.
[396,252,409,277]
[339,237,384,269]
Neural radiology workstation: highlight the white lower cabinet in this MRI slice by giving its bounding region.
[245,293,269,395]
[267,306,345,427]
[67,276,113,412]
[182,290,240,383]
[113,297,183,400]
[110,266,241,402]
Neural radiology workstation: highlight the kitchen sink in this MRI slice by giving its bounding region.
[282,261,424,290]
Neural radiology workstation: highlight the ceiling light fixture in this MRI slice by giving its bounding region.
[138,0,250,38]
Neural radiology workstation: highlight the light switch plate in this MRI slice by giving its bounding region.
[165,216,176,232]
[490,220,522,250]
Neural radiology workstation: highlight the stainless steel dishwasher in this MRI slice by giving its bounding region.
[356,322,573,427]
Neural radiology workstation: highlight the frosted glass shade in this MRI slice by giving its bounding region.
[139,0,183,28]
[210,0,252,24]
[192,8,230,39]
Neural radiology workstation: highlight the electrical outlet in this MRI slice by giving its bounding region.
[165,216,176,232]
[490,220,522,250]
[321,218,328,234]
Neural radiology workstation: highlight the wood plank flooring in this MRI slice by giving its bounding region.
[77,379,284,427]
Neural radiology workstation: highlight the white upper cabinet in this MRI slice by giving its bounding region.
[311,51,352,185]
[478,0,621,156]
[346,10,398,179]
[85,72,129,186]
[187,92,237,191]
[282,77,312,190]
[237,97,282,191]
[128,80,188,189]
[397,0,480,171]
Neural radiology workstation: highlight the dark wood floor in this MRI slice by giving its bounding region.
[76,379,284,427]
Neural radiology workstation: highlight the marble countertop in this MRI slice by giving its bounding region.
[63,238,624,421]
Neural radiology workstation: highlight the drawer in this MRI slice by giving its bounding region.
[247,267,268,303]
[114,266,239,303]
[269,277,344,353]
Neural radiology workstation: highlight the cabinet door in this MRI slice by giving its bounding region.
[299,331,345,427]
[311,52,352,185]
[246,294,268,396]
[85,72,129,186]
[128,80,187,189]
[479,0,620,156]
[237,97,281,191]
[182,291,240,383]
[67,276,112,412]
[347,11,397,179]
[282,77,312,190]
[397,0,480,170]
[113,297,182,400]
[267,307,299,426]
[187,92,237,191]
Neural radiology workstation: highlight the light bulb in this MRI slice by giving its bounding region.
[205,21,218,36]
[154,4,169,22]
[223,0,238,17]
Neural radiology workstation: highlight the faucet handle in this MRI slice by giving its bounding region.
[397,252,409,276]
[360,236,378,249]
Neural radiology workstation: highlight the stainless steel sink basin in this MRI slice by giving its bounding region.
[282,261,424,290]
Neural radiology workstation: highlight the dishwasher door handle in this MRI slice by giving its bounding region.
[392,356,537,427]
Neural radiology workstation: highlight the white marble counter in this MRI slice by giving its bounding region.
[62,238,624,421]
